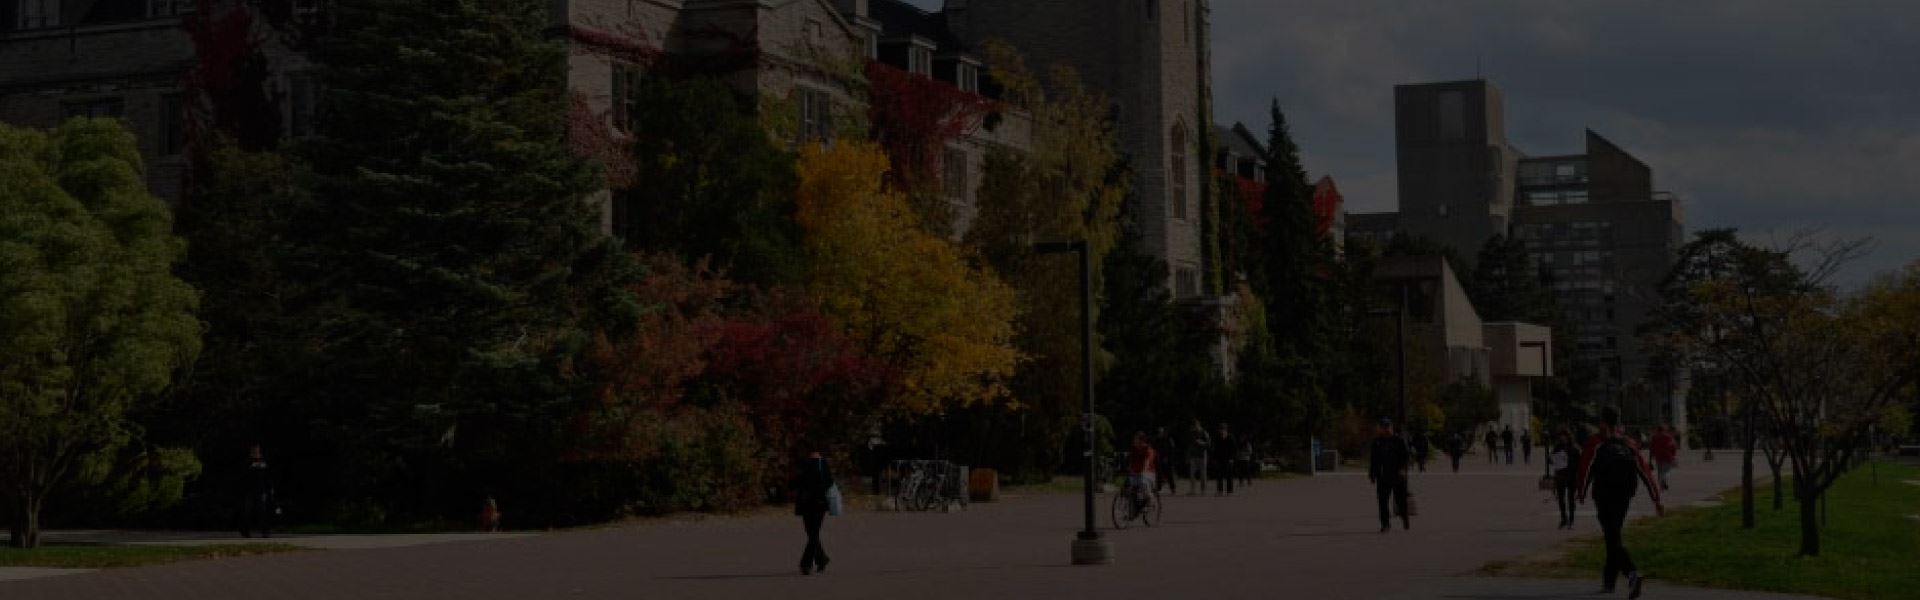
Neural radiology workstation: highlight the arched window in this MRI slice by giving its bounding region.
[1170,123,1188,220]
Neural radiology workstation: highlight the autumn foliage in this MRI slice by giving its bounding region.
[865,63,997,193]
[794,142,1020,414]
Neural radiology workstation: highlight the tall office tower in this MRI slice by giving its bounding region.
[1391,80,1520,268]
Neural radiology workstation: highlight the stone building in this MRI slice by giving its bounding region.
[0,0,314,204]
[940,0,1212,299]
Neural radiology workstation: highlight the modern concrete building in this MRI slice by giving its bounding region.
[1510,130,1685,425]
[1484,321,1552,433]
[1371,255,1552,434]
[1360,78,1686,425]
[1389,80,1520,269]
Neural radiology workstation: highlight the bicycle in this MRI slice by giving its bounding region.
[1109,476,1161,529]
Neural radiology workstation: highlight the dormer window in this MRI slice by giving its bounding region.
[865,32,879,59]
[17,0,59,28]
[147,0,193,17]
[909,47,932,76]
[957,64,978,93]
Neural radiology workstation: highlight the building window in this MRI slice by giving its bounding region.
[944,148,968,205]
[159,94,185,156]
[865,33,878,60]
[1174,267,1198,299]
[908,47,933,76]
[64,98,125,120]
[147,0,192,17]
[17,0,58,28]
[956,64,978,93]
[797,88,833,143]
[804,19,824,50]
[610,63,643,133]
[1170,123,1188,220]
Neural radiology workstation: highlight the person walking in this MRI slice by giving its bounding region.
[1152,426,1180,495]
[1237,435,1255,487]
[1577,407,1665,598]
[1447,432,1465,473]
[1549,429,1582,529]
[1411,429,1431,473]
[1650,425,1679,491]
[239,446,275,538]
[793,450,835,575]
[1185,420,1210,496]
[1484,429,1500,464]
[1502,426,1516,465]
[1369,419,1413,532]
[1521,429,1534,464]
[1211,423,1236,496]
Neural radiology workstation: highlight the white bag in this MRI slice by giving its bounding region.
[826,484,844,516]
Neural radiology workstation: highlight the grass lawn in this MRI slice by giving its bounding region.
[0,543,306,569]
[1484,460,1920,600]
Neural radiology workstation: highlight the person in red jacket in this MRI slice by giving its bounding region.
[1125,432,1158,510]
[1649,425,1679,490]
[1576,407,1665,598]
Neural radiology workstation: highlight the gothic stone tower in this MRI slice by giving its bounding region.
[944,0,1211,298]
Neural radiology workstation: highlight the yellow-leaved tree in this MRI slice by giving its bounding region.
[794,141,1019,414]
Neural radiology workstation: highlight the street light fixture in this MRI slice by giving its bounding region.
[1032,240,1108,565]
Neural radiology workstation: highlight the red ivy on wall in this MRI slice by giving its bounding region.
[865,62,997,192]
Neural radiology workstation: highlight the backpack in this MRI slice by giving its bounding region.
[1590,437,1639,499]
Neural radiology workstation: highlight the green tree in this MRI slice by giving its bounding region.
[1242,101,1338,444]
[1470,234,1555,323]
[279,0,639,522]
[0,119,202,548]
[613,76,805,285]
[963,41,1129,477]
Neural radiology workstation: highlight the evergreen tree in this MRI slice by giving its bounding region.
[1245,100,1337,438]
[1469,234,1555,323]
[280,0,637,521]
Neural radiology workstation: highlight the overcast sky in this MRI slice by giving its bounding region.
[902,1,1920,285]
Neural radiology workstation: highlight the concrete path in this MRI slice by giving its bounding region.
[0,450,1830,599]
[16,530,535,550]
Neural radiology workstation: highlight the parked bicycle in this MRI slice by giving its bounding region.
[888,459,968,512]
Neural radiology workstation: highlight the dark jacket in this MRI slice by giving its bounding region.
[793,457,834,516]
[1369,435,1412,482]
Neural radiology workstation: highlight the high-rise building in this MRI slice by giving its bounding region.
[1511,131,1684,422]
[1359,79,1686,422]
[1389,80,1519,268]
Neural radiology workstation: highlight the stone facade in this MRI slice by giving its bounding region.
[942,0,1210,298]
[0,3,310,204]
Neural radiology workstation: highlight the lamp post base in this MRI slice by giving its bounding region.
[1070,533,1111,565]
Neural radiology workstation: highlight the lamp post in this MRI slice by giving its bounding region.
[1034,240,1108,565]
[1520,341,1549,430]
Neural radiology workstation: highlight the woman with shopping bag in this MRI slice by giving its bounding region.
[793,450,836,575]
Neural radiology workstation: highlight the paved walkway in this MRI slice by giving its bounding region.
[1,450,1829,599]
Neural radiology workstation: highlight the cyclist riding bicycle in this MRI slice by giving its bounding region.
[1127,432,1158,508]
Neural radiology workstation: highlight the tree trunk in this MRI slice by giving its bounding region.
[11,493,39,549]
[1741,406,1756,529]
[1771,469,1784,510]
[1797,485,1821,557]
